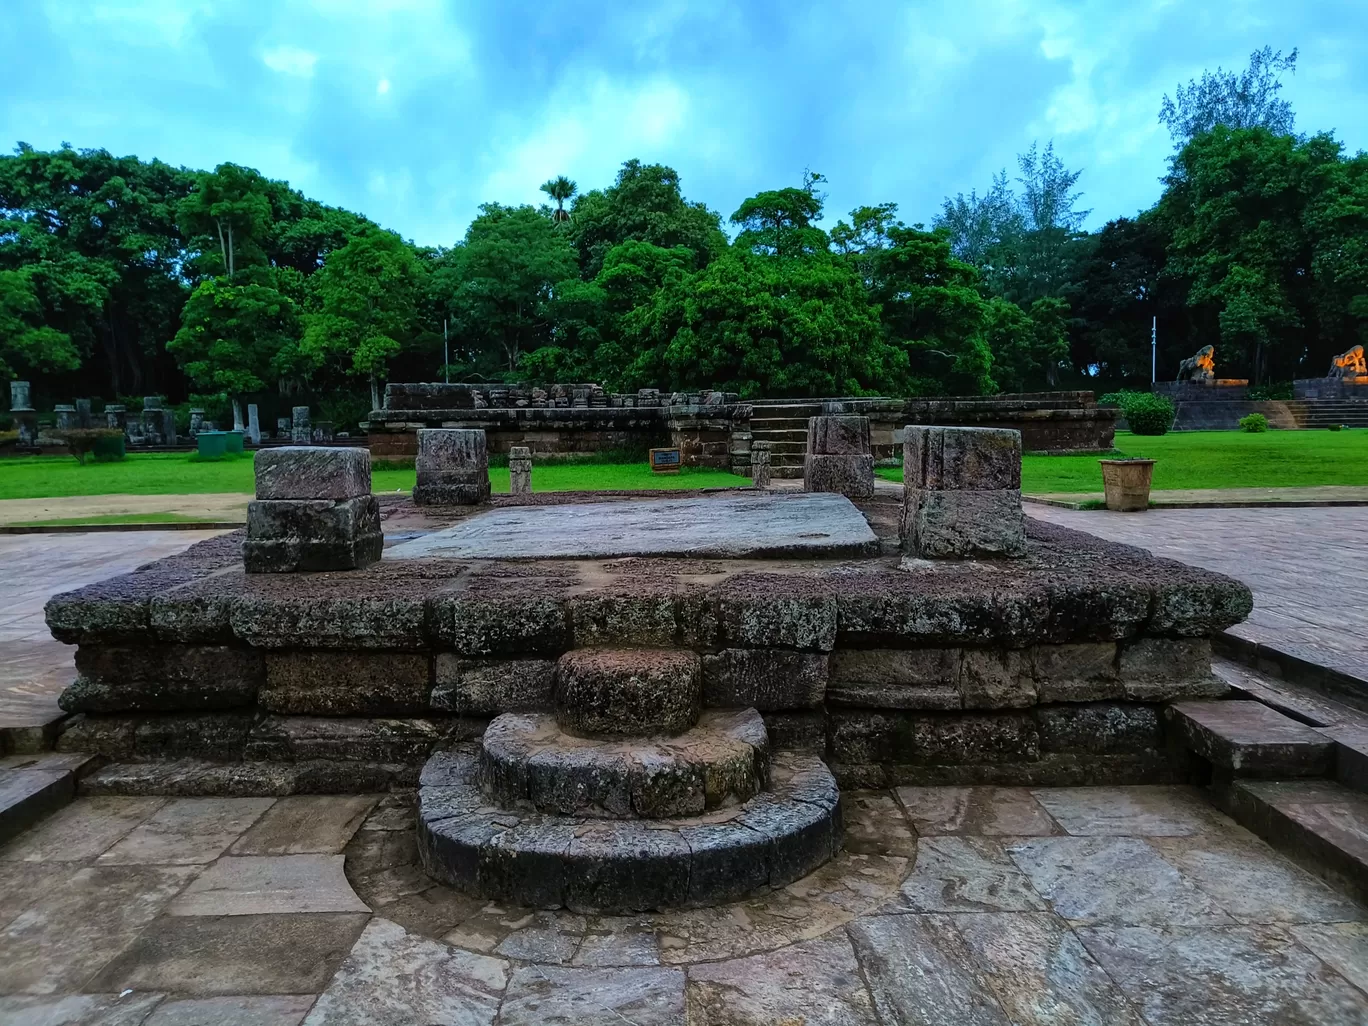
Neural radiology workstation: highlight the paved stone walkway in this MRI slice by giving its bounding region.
[1027,485,1368,508]
[0,532,225,746]
[0,784,1363,1024]
[1029,506,1368,685]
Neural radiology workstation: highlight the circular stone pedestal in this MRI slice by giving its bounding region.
[555,648,701,738]
[417,748,841,913]
[479,708,769,818]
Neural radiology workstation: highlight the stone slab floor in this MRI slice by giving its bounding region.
[1028,506,1368,686]
[1,784,1365,1024]
[0,532,227,744]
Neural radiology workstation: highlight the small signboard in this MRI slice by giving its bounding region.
[649,447,682,473]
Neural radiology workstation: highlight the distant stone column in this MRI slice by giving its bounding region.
[750,440,772,489]
[244,447,382,573]
[413,428,490,505]
[54,404,77,431]
[189,409,205,437]
[162,409,178,446]
[291,406,311,444]
[277,417,292,440]
[901,425,1025,560]
[141,397,163,445]
[509,445,532,495]
[11,381,36,446]
[803,416,874,499]
[105,404,126,433]
[10,380,31,412]
[246,404,261,445]
[75,399,92,429]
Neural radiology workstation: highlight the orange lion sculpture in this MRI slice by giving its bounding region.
[1328,345,1366,379]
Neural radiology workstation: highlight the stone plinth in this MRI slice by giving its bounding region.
[244,447,382,573]
[751,440,772,488]
[277,417,292,440]
[554,648,701,739]
[105,405,126,432]
[803,415,874,499]
[509,445,531,495]
[162,409,177,446]
[413,429,491,506]
[75,399,92,429]
[902,425,1025,559]
[291,407,311,445]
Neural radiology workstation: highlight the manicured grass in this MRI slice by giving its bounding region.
[0,451,747,500]
[9,512,217,527]
[875,428,1368,493]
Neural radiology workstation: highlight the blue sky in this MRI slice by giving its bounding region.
[3,1,1366,246]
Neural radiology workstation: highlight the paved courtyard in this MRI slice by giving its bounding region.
[0,532,226,745]
[1028,505,1368,685]
[1,783,1365,1024]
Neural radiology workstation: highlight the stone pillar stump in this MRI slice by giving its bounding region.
[291,406,311,444]
[751,440,772,489]
[803,415,874,499]
[244,446,382,573]
[413,428,491,506]
[509,445,532,495]
[246,404,261,445]
[901,425,1026,559]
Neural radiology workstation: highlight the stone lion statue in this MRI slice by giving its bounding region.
[1328,344,1366,379]
[1177,345,1216,383]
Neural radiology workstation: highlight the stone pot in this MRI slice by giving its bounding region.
[1099,459,1155,512]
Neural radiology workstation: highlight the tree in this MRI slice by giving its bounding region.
[168,276,301,427]
[449,204,578,373]
[934,171,1021,275]
[540,176,577,224]
[730,188,827,258]
[625,250,904,397]
[0,269,81,381]
[566,160,726,278]
[177,163,274,278]
[302,230,426,408]
[1160,46,1298,147]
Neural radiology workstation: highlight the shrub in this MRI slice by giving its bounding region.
[1239,413,1269,433]
[1329,423,1344,432]
[0,429,18,449]
[1105,390,1175,435]
[57,428,126,464]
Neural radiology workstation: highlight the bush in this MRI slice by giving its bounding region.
[57,428,126,464]
[1104,390,1175,435]
[1239,413,1269,433]
[1328,423,1344,432]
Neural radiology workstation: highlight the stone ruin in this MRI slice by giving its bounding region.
[43,430,1253,912]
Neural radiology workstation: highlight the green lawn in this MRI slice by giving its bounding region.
[0,452,746,501]
[876,428,1368,493]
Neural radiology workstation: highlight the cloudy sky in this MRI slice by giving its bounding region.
[3,0,1365,246]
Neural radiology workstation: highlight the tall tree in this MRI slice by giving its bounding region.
[540,176,577,224]
[177,163,274,278]
[302,230,425,408]
[0,269,82,382]
[1160,46,1299,147]
[449,204,578,373]
[168,275,301,428]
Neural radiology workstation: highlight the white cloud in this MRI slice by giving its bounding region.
[261,44,318,78]
[376,78,391,94]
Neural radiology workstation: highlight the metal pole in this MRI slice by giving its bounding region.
[444,319,449,384]
[1151,316,1157,383]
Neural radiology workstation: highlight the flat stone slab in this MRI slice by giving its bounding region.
[1168,699,1335,777]
[385,492,880,560]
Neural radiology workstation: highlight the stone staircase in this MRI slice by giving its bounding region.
[1284,399,1368,428]
[0,752,97,844]
[415,647,841,912]
[1168,666,1368,903]
[749,400,824,479]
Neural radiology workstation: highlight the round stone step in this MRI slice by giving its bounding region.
[555,648,701,739]
[417,750,842,913]
[478,708,769,818]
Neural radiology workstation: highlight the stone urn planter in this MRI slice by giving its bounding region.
[1099,458,1155,512]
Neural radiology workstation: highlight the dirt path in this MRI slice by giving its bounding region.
[0,493,249,524]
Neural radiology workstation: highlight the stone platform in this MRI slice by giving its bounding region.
[386,492,880,560]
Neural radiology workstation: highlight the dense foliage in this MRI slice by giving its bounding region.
[1104,391,1177,436]
[2,46,1365,417]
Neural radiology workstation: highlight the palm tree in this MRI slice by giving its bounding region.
[540,176,577,223]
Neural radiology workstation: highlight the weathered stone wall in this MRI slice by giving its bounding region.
[44,520,1251,792]
[369,383,751,469]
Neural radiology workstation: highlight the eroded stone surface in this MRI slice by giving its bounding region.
[387,493,880,560]
[896,836,1047,913]
[168,854,369,915]
[554,648,701,739]
[500,965,685,1026]
[97,797,275,865]
[255,447,371,501]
